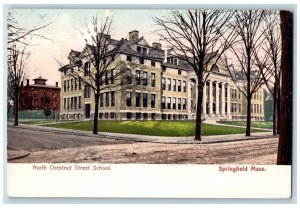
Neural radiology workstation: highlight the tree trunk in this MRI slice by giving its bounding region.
[246,95,251,136]
[194,81,203,141]
[93,93,100,134]
[277,11,293,165]
[272,82,277,135]
[277,86,281,134]
[14,86,19,126]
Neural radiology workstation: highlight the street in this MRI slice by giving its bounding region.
[7,126,279,164]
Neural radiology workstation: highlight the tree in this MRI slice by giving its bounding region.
[7,9,51,46]
[224,10,266,136]
[60,16,126,134]
[7,44,29,126]
[254,11,281,135]
[277,11,293,165]
[44,105,52,119]
[154,10,237,140]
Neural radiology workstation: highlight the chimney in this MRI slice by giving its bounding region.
[26,79,29,86]
[129,30,139,40]
[55,82,58,87]
[152,42,161,49]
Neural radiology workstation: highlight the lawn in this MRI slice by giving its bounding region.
[217,121,273,129]
[43,120,267,137]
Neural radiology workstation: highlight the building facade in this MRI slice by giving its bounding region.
[19,77,60,111]
[59,30,265,121]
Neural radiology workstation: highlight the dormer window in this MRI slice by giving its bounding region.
[211,64,219,72]
[137,46,148,54]
[84,62,90,76]
[167,57,178,65]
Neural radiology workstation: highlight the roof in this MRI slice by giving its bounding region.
[22,84,60,89]
[33,76,47,81]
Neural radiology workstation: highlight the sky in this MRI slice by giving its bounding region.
[9,9,170,87]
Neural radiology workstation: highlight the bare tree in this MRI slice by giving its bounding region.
[224,10,266,136]
[254,11,281,135]
[7,9,51,47]
[59,16,127,134]
[277,11,293,165]
[154,10,237,140]
[8,44,30,126]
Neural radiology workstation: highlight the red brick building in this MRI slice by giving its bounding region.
[19,76,60,111]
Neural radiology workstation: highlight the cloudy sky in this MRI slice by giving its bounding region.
[10,9,169,86]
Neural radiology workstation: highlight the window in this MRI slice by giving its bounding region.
[74,78,77,90]
[143,113,148,120]
[110,112,115,119]
[178,80,181,92]
[162,96,166,109]
[126,92,132,106]
[183,81,187,92]
[71,79,73,91]
[99,113,103,119]
[78,96,81,109]
[173,79,177,91]
[173,97,176,109]
[143,93,148,107]
[136,92,141,107]
[151,73,155,87]
[74,97,77,109]
[136,70,141,85]
[105,113,109,119]
[136,113,141,120]
[78,78,81,90]
[178,70,182,75]
[143,71,147,86]
[161,77,166,90]
[162,65,166,72]
[211,64,219,72]
[167,97,171,109]
[100,93,104,107]
[151,61,155,67]
[84,62,90,76]
[64,70,67,75]
[142,47,147,54]
[105,92,109,107]
[139,57,144,64]
[151,94,156,108]
[167,78,171,91]
[183,98,186,110]
[137,46,141,53]
[64,98,66,110]
[151,113,156,120]
[67,98,70,109]
[178,98,182,110]
[105,71,109,85]
[84,85,90,98]
[127,55,132,62]
[64,80,66,92]
[126,69,132,84]
[67,80,70,91]
[111,70,115,84]
[127,112,132,119]
[111,92,115,107]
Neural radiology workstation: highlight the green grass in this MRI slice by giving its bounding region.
[218,121,273,129]
[43,120,267,137]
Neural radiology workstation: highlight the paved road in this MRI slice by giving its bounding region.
[7,125,133,152]
[7,125,279,164]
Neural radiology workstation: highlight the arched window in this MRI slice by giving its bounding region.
[211,64,219,73]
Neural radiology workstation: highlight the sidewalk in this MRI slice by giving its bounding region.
[8,123,277,145]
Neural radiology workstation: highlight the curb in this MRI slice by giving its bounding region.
[7,147,30,160]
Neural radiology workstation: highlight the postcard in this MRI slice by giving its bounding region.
[6,8,293,198]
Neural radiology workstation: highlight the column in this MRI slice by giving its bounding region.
[215,81,219,115]
[227,84,231,115]
[203,81,207,115]
[221,83,225,115]
[209,80,213,115]
[187,80,191,116]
